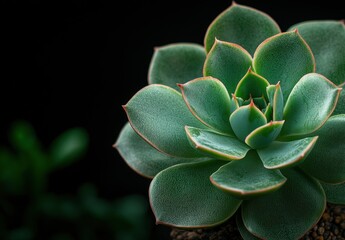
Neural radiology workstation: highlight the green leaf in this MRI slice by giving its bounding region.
[321,181,345,205]
[245,121,284,149]
[229,101,267,141]
[236,213,261,240]
[266,83,284,121]
[10,120,39,153]
[289,21,345,86]
[257,137,318,169]
[242,168,326,240]
[253,31,315,101]
[115,123,207,178]
[264,103,273,122]
[280,73,341,138]
[333,89,345,115]
[148,43,206,90]
[204,3,280,55]
[179,77,233,134]
[124,85,205,158]
[210,151,286,198]
[230,95,243,113]
[185,126,250,161]
[203,39,252,94]
[150,161,242,228]
[300,115,345,183]
[49,127,89,169]
[234,69,269,100]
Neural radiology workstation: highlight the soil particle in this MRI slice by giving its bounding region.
[170,204,345,240]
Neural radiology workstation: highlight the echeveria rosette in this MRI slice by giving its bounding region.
[115,3,345,240]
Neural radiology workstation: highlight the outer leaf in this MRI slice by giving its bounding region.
[289,21,345,86]
[204,3,280,55]
[300,115,345,183]
[333,89,345,115]
[236,213,260,240]
[321,181,345,204]
[230,101,267,141]
[115,123,207,178]
[242,168,326,240]
[253,31,315,101]
[257,137,318,169]
[124,84,205,158]
[234,69,269,100]
[150,161,242,228]
[203,39,252,94]
[49,127,89,169]
[280,73,341,138]
[179,77,233,134]
[148,43,206,90]
[245,121,284,149]
[210,151,286,197]
[185,126,250,161]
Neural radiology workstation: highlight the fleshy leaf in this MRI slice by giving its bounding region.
[267,83,284,121]
[234,69,269,100]
[289,21,345,86]
[115,123,208,178]
[185,126,250,161]
[300,115,345,183]
[204,3,280,55]
[245,121,284,149]
[179,77,233,134]
[148,43,206,90]
[236,214,261,240]
[230,101,267,141]
[242,168,326,240]
[210,151,286,197]
[253,31,315,101]
[124,84,205,158]
[333,89,345,115]
[230,95,243,113]
[257,137,318,169]
[264,103,273,122]
[150,161,242,228]
[280,73,341,138]
[321,181,345,205]
[203,39,252,94]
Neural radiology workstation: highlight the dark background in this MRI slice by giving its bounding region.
[1,0,344,239]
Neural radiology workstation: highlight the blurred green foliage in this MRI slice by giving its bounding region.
[0,121,150,240]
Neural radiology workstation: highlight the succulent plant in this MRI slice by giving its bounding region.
[115,3,345,239]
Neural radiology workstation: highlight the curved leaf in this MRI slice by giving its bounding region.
[210,151,286,198]
[49,127,89,169]
[150,161,242,228]
[253,31,315,101]
[204,3,280,55]
[245,121,284,149]
[321,181,345,205]
[179,77,233,134]
[267,83,284,121]
[236,213,261,240]
[230,101,267,141]
[300,115,345,183]
[289,21,345,86]
[230,95,243,113]
[333,89,345,115]
[115,123,207,178]
[124,84,205,158]
[148,43,206,90]
[234,69,269,100]
[203,39,252,94]
[242,168,326,240]
[280,73,341,138]
[257,137,318,169]
[185,126,250,161]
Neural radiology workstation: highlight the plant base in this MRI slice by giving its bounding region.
[170,204,345,240]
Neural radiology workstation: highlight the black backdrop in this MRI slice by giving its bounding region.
[1,0,344,239]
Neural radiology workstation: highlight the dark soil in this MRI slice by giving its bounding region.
[170,203,345,240]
